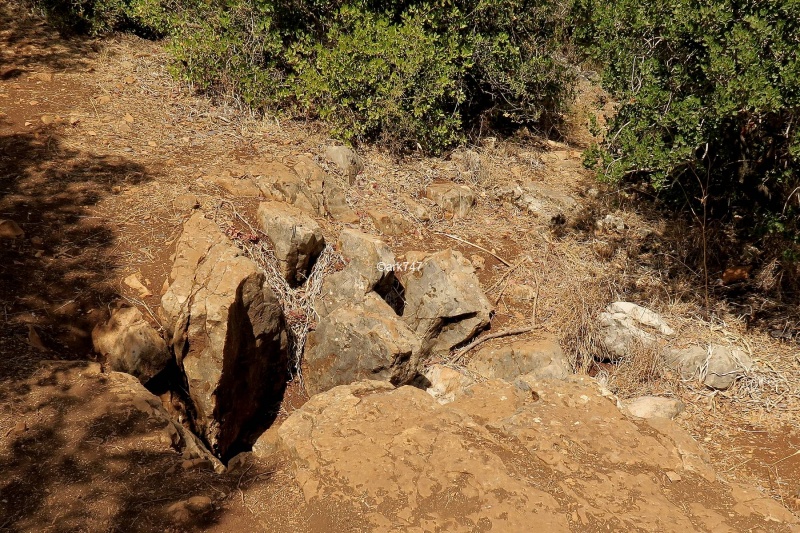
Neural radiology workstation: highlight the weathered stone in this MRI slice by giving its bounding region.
[161,212,289,458]
[467,335,570,380]
[172,193,199,211]
[338,228,394,287]
[276,375,788,531]
[425,183,476,218]
[324,145,364,184]
[666,345,753,390]
[304,294,421,396]
[624,396,685,419]
[322,177,359,223]
[609,302,675,335]
[251,425,280,459]
[497,181,577,224]
[598,302,673,361]
[209,171,262,197]
[293,156,326,215]
[420,364,475,404]
[314,229,400,317]
[253,162,316,213]
[402,249,492,354]
[399,194,431,221]
[257,201,325,285]
[92,305,170,384]
[367,208,412,235]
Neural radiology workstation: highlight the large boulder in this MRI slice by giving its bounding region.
[277,376,796,531]
[425,183,476,218]
[666,344,753,390]
[466,335,570,380]
[315,229,397,317]
[92,304,170,384]
[257,201,325,285]
[598,301,674,360]
[402,249,492,355]
[161,212,289,458]
[304,294,421,396]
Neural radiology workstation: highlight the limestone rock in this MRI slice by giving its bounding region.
[251,425,280,459]
[92,305,170,384]
[338,228,394,287]
[399,194,431,221]
[497,181,577,224]
[402,249,492,354]
[209,171,262,197]
[598,301,673,361]
[666,345,753,390]
[467,335,570,380]
[304,295,421,396]
[0,361,236,531]
[253,162,316,213]
[257,201,325,285]
[367,208,412,235]
[324,145,363,184]
[425,183,476,218]
[624,396,685,419]
[314,229,398,317]
[322,177,359,223]
[293,156,327,215]
[420,364,475,404]
[276,375,790,531]
[161,212,289,458]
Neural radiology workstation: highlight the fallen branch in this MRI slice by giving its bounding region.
[487,257,529,294]
[451,326,537,364]
[435,232,512,267]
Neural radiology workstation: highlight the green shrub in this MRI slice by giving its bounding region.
[294,8,467,151]
[577,0,800,244]
[35,0,577,151]
[33,0,167,34]
[165,0,577,152]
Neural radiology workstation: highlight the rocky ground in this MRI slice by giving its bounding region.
[1,3,800,531]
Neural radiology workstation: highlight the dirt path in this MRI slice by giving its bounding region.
[1,2,799,531]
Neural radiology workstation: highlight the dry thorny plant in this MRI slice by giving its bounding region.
[212,203,343,386]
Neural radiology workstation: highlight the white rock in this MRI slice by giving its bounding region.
[624,396,684,419]
[666,345,753,390]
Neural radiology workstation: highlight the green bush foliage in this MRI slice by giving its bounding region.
[57,0,575,152]
[576,0,800,244]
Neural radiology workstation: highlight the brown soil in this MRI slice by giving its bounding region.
[1,2,799,531]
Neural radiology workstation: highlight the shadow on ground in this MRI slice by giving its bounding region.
[0,127,151,382]
[0,1,94,76]
[0,361,281,532]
